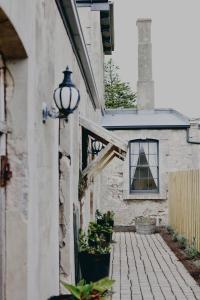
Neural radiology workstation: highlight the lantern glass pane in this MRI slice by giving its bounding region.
[61,87,71,109]
[70,88,79,110]
[96,141,101,151]
[54,88,62,109]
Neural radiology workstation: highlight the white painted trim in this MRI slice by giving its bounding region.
[80,115,128,152]
[82,143,114,177]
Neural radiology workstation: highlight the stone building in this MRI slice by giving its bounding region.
[0,1,127,299]
[100,19,200,226]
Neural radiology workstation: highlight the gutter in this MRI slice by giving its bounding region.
[103,125,190,130]
[55,0,101,109]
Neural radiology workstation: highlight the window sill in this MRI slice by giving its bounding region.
[123,193,167,201]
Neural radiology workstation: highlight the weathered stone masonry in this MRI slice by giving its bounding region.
[100,128,200,226]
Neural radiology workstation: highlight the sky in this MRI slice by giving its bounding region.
[109,0,200,118]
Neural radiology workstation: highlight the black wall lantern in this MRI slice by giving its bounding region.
[91,140,103,155]
[42,67,80,123]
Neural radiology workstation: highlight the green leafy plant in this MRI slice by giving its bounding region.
[79,230,89,253]
[172,231,178,242]
[95,210,103,220]
[177,234,187,249]
[166,225,174,235]
[95,210,115,227]
[88,222,113,246]
[79,228,111,255]
[63,277,115,300]
[88,222,113,235]
[185,237,199,259]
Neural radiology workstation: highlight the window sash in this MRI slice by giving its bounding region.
[129,140,159,193]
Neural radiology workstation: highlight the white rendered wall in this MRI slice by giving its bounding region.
[0,0,104,299]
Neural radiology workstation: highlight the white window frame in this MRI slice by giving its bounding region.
[129,139,159,193]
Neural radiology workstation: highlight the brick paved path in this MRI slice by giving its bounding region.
[110,232,200,300]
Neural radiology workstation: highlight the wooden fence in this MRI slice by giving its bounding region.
[169,170,200,251]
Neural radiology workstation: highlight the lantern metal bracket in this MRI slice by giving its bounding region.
[42,102,59,124]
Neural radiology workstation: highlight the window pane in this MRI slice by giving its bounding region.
[132,178,157,191]
[133,178,148,190]
[130,167,137,179]
[148,155,157,166]
[149,142,157,154]
[139,166,149,178]
[130,142,139,155]
[148,177,157,189]
[139,152,148,166]
[149,166,157,179]
[140,142,148,155]
[130,154,139,167]
[132,178,148,190]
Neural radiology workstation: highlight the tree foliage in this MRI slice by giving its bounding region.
[104,59,136,109]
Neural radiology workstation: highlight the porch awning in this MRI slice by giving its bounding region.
[79,115,128,177]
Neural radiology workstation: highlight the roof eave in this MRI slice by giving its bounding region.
[100,2,114,55]
[103,125,190,130]
[56,0,101,109]
[76,0,114,55]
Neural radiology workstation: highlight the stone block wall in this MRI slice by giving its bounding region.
[100,128,200,226]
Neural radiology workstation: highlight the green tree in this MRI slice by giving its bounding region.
[104,59,136,109]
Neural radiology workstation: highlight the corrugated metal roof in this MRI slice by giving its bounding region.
[101,109,190,129]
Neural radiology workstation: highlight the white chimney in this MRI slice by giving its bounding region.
[137,18,154,110]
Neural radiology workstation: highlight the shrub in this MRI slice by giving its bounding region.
[177,234,187,249]
[185,238,199,259]
[95,210,115,227]
[88,222,113,246]
[79,226,111,255]
[166,225,174,235]
[172,231,178,242]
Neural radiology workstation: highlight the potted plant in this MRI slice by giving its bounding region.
[79,231,111,283]
[106,211,114,228]
[48,278,114,300]
[88,222,113,246]
[63,277,115,300]
[135,216,156,234]
[95,210,115,228]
